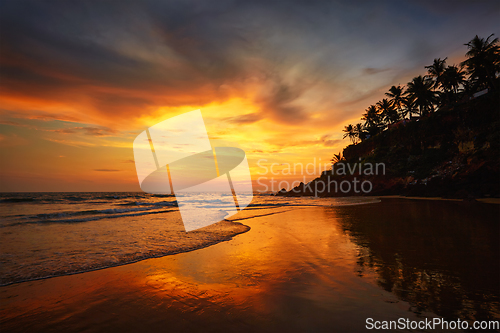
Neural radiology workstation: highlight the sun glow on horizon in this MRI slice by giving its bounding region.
[1,1,497,191]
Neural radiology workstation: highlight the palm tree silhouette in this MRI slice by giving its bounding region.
[439,65,466,104]
[342,33,498,144]
[354,123,367,141]
[361,105,382,136]
[405,76,437,116]
[425,58,447,90]
[385,85,405,119]
[377,98,399,124]
[461,34,500,91]
[331,152,344,164]
[342,124,357,143]
[401,96,417,119]
[441,65,466,95]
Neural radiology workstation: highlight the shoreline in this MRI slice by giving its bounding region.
[0,202,370,288]
[0,220,251,288]
[375,194,500,204]
[1,202,498,332]
[0,206,434,332]
[275,192,500,204]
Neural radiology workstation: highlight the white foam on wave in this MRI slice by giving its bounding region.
[0,194,381,286]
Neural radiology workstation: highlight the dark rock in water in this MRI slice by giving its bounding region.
[275,188,288,196]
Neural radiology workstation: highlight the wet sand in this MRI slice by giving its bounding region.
[378,194,500,204]
[1,199,498,332]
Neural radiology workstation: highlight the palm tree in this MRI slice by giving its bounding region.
[342,124,357,144]
[425,58,447,90]
[461,34,500,91]
[361,105,380,127]
[361,105,382,136]
[385,85,405,118]
[405,76,437,116]
[441,65,466,94]
[354,123,367,141]
[401,96,417,118]
[331,152,344,164]
[377,99,399,124]
[439,65,466,105]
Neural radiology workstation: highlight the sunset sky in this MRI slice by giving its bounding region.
[0,0,498,192]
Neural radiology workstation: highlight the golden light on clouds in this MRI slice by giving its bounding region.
[1,0,497,191]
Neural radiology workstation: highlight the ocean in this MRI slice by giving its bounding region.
[1,195,499,331]
[0,192,379,286]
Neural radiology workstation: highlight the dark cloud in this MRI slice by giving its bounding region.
[363,68,392,75]
[0,120,22,126]
[323,139,341,147]
[52,128,77,134]
[88,92,153,117]
[224,113,262,124]
[28,114,82,122]
[319,134,341,147]
[1,0,498,126]
[78,127,117,136]
[336,87,384,108]
[50,126,116,136]
[257,81,308,124]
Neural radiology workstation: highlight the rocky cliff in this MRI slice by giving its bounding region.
[277,90,499,199]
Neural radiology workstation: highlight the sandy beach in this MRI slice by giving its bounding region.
[2,198,498,332]
[2,1,500,331]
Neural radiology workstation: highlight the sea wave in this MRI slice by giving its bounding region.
[2,208,176,227]
[0,197,36,203]
[0,193,381,286]
[118,200,178,207]
[0,220,250,286]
